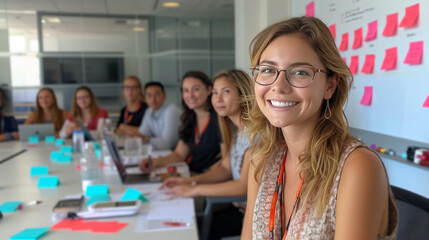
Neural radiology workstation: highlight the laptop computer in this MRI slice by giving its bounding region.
[104,135,160,184]
[18,123,55,141]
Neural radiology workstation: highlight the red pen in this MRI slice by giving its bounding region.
[162,221,189,227]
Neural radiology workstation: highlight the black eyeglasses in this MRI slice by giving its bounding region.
[250,64,330,88]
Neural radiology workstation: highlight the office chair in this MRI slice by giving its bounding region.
[199,195,246,240]
[391,186,429,240]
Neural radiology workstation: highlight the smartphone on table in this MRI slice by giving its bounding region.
[52,196,83,213]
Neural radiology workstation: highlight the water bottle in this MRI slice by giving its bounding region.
[80,142,100,192]
[73,130,85,154]
[101,139,113,169]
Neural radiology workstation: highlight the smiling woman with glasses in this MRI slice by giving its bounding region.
[242,17,398,240]
[115,75,148,137]
[59,86,108,139]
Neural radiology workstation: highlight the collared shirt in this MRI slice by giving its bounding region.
[138,102,181,150]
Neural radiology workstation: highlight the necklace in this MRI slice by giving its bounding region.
[269,146,304,240]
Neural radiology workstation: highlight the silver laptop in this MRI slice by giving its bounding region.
[18,123,55,141]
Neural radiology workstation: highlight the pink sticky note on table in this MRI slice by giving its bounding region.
[423,95,429,108]
[399,3,419,28]
[352,28,363,49]
[338,33,349,51]
[329,24,336,41]
[305,1,315,17]
[91,221,128,233]
[349,55,359,74]
[360,86,373,106]
[381,47,397,70]
[404,41,424,65]
[383,13,398,36]
[361,54,375,74]
[365,20,378,41]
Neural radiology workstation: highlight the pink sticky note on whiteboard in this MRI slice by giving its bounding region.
[305,1,315,17]
[329,24,336,41]
[352,28,363,49]
[399,3,419,28]
[360,86,373,106]
[381,47,397,70]
[404,41,424,65]
[365,20,378,41]
[383,13,398,36]
[349,55,359,74]
[423,95,429,108]
[361,54,375,74]
[338,33,349,51]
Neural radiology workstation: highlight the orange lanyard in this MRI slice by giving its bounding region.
[269,146,304,240]
[186,116,210,164]
[124,102,141,124]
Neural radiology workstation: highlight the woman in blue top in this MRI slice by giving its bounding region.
[139,71,221,174]
[0,87,19,141]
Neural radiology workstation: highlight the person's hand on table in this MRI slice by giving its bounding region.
[164,184,198,199]
[139,157,156,173]
[159,177,191,190]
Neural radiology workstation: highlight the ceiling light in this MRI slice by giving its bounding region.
[133,27,145,32]
[163,2,180,8]
[45,17,61,23]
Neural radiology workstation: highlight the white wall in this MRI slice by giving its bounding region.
[234,0,291,72]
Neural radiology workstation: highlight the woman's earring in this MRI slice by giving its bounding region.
[324,99,332,120]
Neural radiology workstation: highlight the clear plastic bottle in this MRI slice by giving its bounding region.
[80,142,100,192]
[73,130,85,154]
[101,139,113,169]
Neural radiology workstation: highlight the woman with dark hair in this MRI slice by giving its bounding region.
[139,71,221,174]
[0,87,19,141]
[24,87,67,137]
[59,86,108,139]
[115,75,148,137]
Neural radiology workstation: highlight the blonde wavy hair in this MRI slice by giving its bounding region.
[212,69,253,156]
[247,17,355,217]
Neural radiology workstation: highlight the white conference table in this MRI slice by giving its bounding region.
[0,141,199,240]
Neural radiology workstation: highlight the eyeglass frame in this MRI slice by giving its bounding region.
[250,64,331,88]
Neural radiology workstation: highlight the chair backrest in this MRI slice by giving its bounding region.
[391,186,429,240]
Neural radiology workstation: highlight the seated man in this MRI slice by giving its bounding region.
[138,82,181,150]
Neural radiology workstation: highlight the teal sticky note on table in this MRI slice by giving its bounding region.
[60,146,73,153]
[37,176,60,188]
[28,136,39,144]
[45,136,55,143]
[55,139,65,146]
[50,151,62,161]
[30,166,49,176]
[9,227,50,240]
[0,201,22,213]
[86,195,110,206]
[120,188,149,203]
[95,149,101,159]
[94,142,101,150]
[57,154,72,162]
[85,185,109,197]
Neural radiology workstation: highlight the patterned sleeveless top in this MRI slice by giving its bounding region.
[252,140,398,240]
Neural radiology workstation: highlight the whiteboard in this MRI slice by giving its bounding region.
[291,0,429,143]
